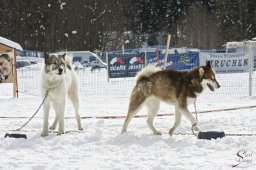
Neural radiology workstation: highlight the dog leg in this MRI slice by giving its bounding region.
[50,103,59,130]
[146,98,161,135]
[121,104,143,133]
[50,115,59,130]
[121,90,145,133]
[177,106,199,132]
[69,92,83,131]
[169,107,182,136]
[57,101,65,135]
[41,99,50,137]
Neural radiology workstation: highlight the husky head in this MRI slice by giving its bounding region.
[44,53,67,78]
[199,61,220,91]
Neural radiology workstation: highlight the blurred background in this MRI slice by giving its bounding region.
[1,0,256,52]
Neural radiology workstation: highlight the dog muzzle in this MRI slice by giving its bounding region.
[58,68,63,75]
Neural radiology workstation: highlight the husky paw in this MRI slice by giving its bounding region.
[49,126,56,130]
[78,126,84,131]
[121,128,127,134]
[154,131,162,135]
[57,129,65,136]
[41,131,48,137]
[192,126,200,132]
[57,132,64,136]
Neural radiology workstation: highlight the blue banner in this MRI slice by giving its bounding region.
[147,52,199,70]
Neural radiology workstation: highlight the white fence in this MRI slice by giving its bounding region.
[14,43,256,98]
[16,64,256,98]
[17,66,135,97]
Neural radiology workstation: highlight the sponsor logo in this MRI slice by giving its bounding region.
[109,65,126,71]
[208,59,248,67]
[128,64,143,70]
[110,57,125,65]
[179,56,190,63]
[129,57,144,64]
[110,57,126,71]
[128,56,144,70]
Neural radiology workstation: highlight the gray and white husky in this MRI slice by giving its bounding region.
[121,61,220,136]
[41,53,83,136]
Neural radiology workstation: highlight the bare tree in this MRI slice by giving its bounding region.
[177,2,223,49]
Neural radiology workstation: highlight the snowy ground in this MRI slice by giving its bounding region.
[0,65,256,169]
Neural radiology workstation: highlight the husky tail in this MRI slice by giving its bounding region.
[135,65,161,82]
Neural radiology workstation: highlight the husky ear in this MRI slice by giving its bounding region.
[199,67,204,77]
[44,52,49,64]
[61,53,66,60]
[206,61,211,68]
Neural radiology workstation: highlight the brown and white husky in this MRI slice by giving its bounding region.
[121,61,220,136]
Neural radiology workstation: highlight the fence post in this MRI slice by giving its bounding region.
[164,34,171,69]
[122,45,124,54]
[248,41,253,96]
[12,48,18,98]
[144,51,147,66]
[106,52,109,82]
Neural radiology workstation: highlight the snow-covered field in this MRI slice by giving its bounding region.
[0,65,256,169]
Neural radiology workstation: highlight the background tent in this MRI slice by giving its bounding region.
[0,36,23,52]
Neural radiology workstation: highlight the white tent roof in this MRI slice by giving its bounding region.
[226,41,245,49]
[0,36,23,52]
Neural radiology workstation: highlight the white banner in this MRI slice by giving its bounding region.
[200,52,249,73]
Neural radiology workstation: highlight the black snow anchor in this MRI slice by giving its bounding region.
[4,90,49,139]
[197,131,225,140]
[4,133,27,139]
[192,124,225,140]
[192,100,225,140]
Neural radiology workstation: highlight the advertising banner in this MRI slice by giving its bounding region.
[200,52,249,73]
[148,52,199,70]
[108,54,145,78]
